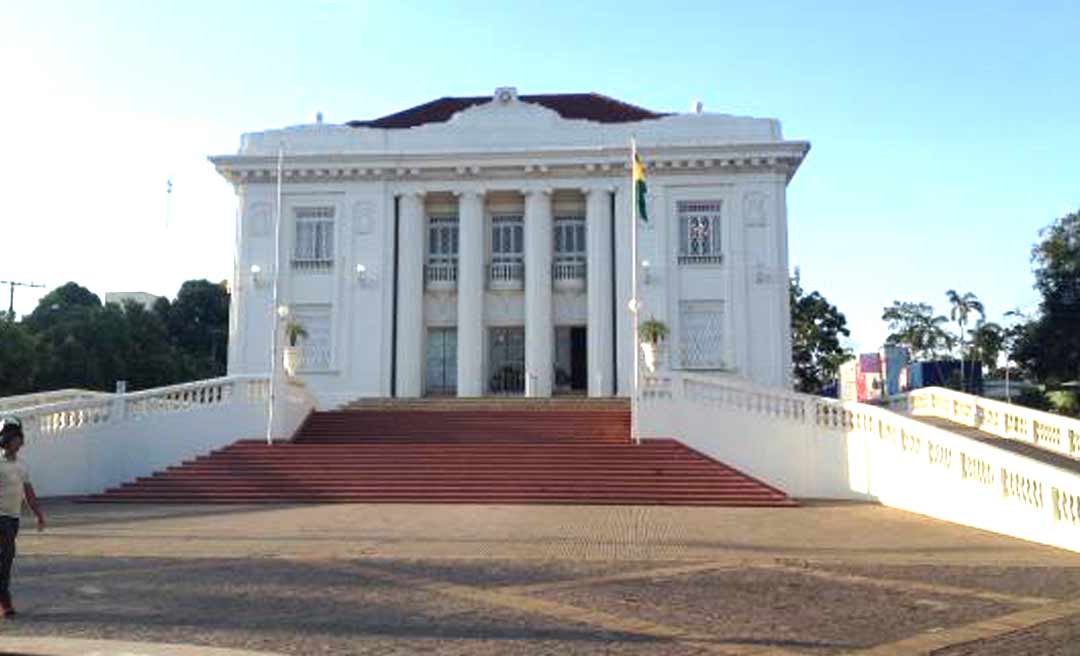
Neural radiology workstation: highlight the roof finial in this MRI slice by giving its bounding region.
[494,87,517,103]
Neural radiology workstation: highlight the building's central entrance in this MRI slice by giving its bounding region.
[425,327,457,396]
[555,326,587,393]
[489,326,525,395]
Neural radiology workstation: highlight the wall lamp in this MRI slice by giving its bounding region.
[355,263,375,285]
[641,259,652,285]
[250,264,265,288]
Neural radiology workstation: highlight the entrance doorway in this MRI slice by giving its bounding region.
[489,326,525,394]
[555,326,588,393]
[425,327,457,396]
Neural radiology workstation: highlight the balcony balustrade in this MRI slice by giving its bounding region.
[424,261,458,290]
[291,257,334,273]
[553,258,586,290]
[489,261,525,290]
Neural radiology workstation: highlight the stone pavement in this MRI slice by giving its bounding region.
[1,500,1080,655]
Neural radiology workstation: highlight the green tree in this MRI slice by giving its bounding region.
[116,300,181,390]
[1017,209,1080,384]
[0,320,38,395]
[162,280,230,380]
[881,301,953,359]
[790,271,852,394]
[945,290,984,392]
[969,320,1004,374]
[24,282,102,333]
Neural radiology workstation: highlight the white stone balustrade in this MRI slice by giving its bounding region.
[424,262,458,287]
[6,375,315,497]
[905,387,1080,461]
[0,389,110,415]
[552,259,586,282]
[639,372,1080,553]
[488,261,525,287]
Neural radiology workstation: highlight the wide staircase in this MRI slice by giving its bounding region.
[86,398,795,506]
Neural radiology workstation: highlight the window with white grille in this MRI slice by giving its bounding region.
[553,216,586,281]
[677,200,723,265]
[679,300,725,369]
[292,206,335,271]
[291,305,332,371]
[490,215,524,284]
[426,216,459,285]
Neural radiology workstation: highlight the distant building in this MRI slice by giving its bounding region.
[909,360,983,395]
[839,346,910,403]
[104,292,161,311]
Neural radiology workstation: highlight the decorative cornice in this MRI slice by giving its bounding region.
[211,141,809,187]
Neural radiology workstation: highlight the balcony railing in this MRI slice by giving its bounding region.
[291,257,334,272]
[425,262,458,289]
[489,261,525,290]
[553,259,586,287]
[678,254,724,265]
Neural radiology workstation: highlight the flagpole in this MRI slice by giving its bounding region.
[630,138,640,446]
[266,145,284,445]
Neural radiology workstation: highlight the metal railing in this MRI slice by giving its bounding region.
[291,257,334,272]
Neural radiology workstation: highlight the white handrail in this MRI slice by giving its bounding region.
[0,389,110,414]
[12,375,271,438]
[907,386,1080,461]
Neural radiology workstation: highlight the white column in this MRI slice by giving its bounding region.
[524,188,553,397]
[456,189,485,397]
[396,191,425,397]
[586,187,614,397]
[775,178,793,388]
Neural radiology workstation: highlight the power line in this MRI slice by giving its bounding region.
[0,280,46,320]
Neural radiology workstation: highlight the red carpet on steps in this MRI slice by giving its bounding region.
[85,402,796,507]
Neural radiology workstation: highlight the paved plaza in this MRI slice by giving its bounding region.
[1,500,1080,655]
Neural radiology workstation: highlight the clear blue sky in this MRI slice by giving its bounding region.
[2,1,1077,351]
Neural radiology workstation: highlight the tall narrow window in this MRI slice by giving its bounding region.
[490,214,524,286]
[553,216,586,282]
[292,206,335,272]
[679,300,725,369]
[426,216,459,287]
[677,201,723,265]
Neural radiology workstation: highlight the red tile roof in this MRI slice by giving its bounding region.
[347,93,668,129]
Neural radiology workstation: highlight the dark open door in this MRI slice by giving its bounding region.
[570,326,587,391]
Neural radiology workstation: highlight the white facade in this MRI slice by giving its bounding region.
[211,88,809,407]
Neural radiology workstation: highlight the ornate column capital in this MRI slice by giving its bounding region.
[582,185,617,198]
[452,186,487,201]
[394,188,427,201]
[523,186,554,198]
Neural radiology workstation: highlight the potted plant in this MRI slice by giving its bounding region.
[282,321,308,376]
[638,318,669,373]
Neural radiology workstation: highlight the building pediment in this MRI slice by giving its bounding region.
[443,88,567,130]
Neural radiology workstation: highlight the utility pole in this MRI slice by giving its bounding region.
[0,280,45,321]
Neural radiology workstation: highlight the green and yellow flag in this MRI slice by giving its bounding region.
[632,149,648,223]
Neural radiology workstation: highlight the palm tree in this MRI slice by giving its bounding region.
[881,301,953,360]
[946,290,985,392]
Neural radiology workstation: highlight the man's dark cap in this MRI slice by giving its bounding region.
[0,417,23,436]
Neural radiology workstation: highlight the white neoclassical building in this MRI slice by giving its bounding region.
[211,88,809,406]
